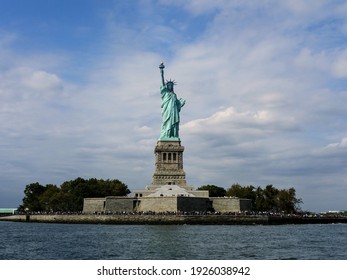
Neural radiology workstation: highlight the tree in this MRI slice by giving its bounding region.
[18,178,131,212]
[225,184,302,213]
[59,177,131,211]
[19,182,47,212]
[197,185,226,197]
[275,187,302,213]
[38,184,60,212]
[226,184,256,201]
[262,185,279,211]
[254,186,265,211]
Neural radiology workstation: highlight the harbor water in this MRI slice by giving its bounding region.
[0,222,346,259]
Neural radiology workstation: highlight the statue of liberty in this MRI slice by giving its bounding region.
[158,62,185,141]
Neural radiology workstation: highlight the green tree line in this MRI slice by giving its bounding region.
[18,177,130,212]
[198,184,302,213]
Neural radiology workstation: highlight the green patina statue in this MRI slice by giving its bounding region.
[158,62,185,141]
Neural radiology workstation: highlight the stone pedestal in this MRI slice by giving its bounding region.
[149,140,191,190]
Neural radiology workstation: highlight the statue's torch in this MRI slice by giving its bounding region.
[159,62,165,70]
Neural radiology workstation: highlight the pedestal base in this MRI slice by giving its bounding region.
[150,140,187,189]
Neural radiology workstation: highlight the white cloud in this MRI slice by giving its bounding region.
[282,0,325,14]
[160,0,224,15]
[22,69,62,91]
[325,137,347,149]
[2,67,63,95]
[331,49,347,78]
[183,107,298,136]
[294,48,330,73]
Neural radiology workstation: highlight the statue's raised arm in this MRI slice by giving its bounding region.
[159,62,165,87]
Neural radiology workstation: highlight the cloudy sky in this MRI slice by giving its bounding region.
[1,0,347,212]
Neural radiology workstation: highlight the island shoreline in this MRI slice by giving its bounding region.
[1,214,346,225]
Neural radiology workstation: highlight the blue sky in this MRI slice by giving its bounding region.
[1,0,347,212]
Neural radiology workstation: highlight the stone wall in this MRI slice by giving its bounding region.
[83,196,252,213]
[136,197,177,212]
[177,197,212,212]
[106,197,135,212]
[210,197,247,212]
[83,198,105,213]
[240,199,252,211]
[104,196,212,213]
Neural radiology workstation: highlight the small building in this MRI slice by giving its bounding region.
[0,208,17,216]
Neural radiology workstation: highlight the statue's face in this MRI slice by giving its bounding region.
[167,82,174,91]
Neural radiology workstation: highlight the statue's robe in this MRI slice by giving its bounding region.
[159,85,185,140]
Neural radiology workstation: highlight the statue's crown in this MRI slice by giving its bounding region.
[166,79,176,86]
